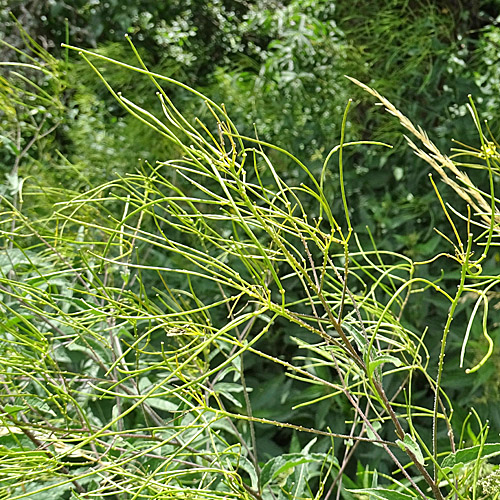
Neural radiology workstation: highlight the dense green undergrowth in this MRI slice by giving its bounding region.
[1,24,500,499]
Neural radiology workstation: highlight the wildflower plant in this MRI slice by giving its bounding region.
[0,37,499,500]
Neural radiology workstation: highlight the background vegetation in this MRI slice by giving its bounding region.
[1,1,500,498]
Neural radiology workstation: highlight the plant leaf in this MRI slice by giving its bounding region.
[396,434,425,466]
[260,452,336,488]
[367,354,402,379]
[441,443,500,473]
[348,488,418,500]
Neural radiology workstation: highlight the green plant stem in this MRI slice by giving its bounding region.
[0,403,87,495]
[433,231,473,481]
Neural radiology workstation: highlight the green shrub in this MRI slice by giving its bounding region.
[0,39,499,499]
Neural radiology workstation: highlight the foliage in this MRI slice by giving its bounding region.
[0,37,499,499]
[3,1,497,255]
[0,20,67,207]
[2,2,500,498]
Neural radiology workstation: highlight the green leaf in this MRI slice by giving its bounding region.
[0,249,38,273]
[12,480,73,500]
[343,322,367,354]
[260,452,336,488]
[366,420,383,447]
[260,454,312,487]
[23,397,56,417]
[348,488,418,500]
[2,404,24,419]
[138,377,178,412]
[396,434,425,466]
[441,443,500,473]
[367,354,402,379]
[213,382,248,408]
[236,455,259,491]
[0,134,20,155]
